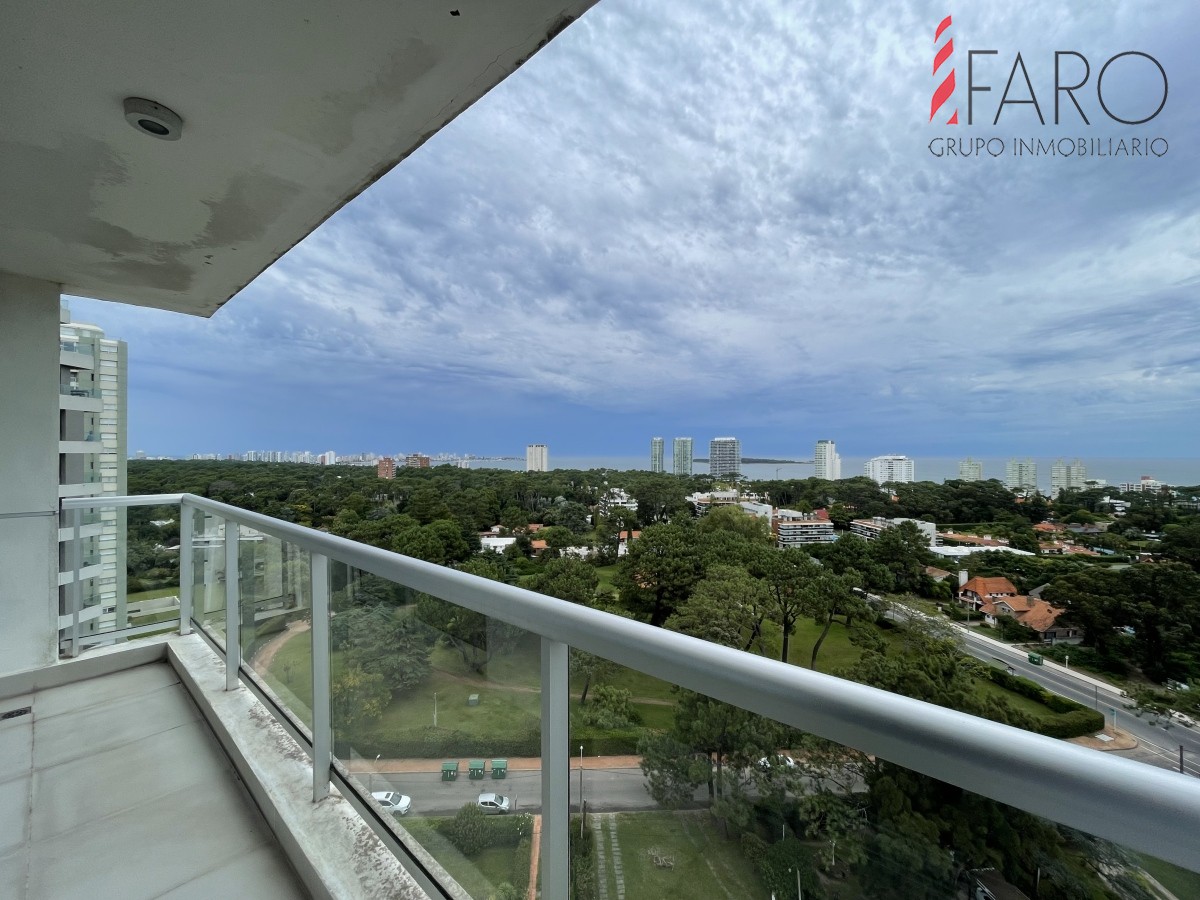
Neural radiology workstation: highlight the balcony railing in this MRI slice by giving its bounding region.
[59,384,99,398]
[61,493,1200,898]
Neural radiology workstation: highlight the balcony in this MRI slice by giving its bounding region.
[58,341,95,371]
[37,493,1200,899]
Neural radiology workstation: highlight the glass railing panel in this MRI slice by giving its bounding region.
[59,385,98,398]
[324,563,539,899]
[239,535,314,729]
[191,512,228,647]
[570,667,1200,900]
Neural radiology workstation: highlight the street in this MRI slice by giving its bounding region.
[372,764,702,817]
[956,625,1200,777]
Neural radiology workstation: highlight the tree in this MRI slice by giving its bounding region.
[804,572,870,670]
[526,557,599,605]
[416,557,524,674]
[751,548,821,663]
[613,523,703,626]
[869,521,935,594]
[665,565,769,651]
[335,603,434,692]
[331,665,389,730]
[695,505,773,545]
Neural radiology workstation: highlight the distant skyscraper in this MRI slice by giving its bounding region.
[650,437,665,473]
[672,437,693,476]
[864,455,915,485]
[709,437,741,479]
[958,457,983,481]
[1050,458,1087,496]
[526,443,548,472]
[814,440,841,480]
[1005,458,1038,492]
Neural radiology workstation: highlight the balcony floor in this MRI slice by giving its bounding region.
[0,662,308,899]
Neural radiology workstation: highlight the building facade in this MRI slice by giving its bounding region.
[709,436,741,479]
[672,437,693,476]
[404,454,431,468]
[814,439,841,480]
[864,455,915,485]
[1050,458,1087,496]
[59,305,127,642]
[958,457,983,481]
[1005,458,1038,492]
[376,457,395,479]
[850,516,937,547]
[773,509,836,547]
[526,443,548,472]
[650,436,664,473]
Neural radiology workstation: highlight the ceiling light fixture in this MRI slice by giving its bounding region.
[123,97,183,141]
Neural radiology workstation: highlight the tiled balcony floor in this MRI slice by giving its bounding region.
[0,663,308,899]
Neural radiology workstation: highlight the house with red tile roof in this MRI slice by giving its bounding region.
[959,576,1019,611]
[979,595,1082,643]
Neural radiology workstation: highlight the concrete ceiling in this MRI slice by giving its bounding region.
[0,0,595,316]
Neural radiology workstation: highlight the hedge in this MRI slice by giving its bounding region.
[986,668,1105,738]
[341,725,539,759]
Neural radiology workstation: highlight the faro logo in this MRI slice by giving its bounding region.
[930,15,1168,126]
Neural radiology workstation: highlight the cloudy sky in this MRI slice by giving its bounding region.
[71,0,1200,460]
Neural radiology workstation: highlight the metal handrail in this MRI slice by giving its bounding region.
[62,492,1200,874]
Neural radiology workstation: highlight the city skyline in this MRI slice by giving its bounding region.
[69,1,1200,459]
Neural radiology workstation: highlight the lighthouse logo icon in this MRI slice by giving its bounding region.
[930,15,958,124]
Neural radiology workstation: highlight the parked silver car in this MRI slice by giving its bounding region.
[476,792,511,814]
[372,791,413,816]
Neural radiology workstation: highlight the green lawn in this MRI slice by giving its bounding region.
[594,564,618,593]
[607,811,766,898]
[402,817,530,897]
[974,678,1062,720]
[1137,853,1200,899]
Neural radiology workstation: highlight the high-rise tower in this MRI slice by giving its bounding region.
[650,437,664,473]
[814,440,841,480]
[672,437,693,476]
[709,437,741,479]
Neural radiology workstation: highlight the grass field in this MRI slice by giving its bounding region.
[602,811,766,899]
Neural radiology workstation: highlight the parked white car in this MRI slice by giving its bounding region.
[1169,710,1196,728]
[756,754,797,771]
[477,792,512,814]
[372,791,412,815]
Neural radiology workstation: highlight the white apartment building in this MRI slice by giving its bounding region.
[526,443,549,472]
[709,436,741,478]
[1005,458,1038,492]
[851,516,937,547]
[864,454,915,485]
[958,457,984,481]
[59,305,127,642]
[814,439,841,480]
[1050,458,1088,497]
[773,509,836,547]
[650,436,664,473]
[672,436,694,476]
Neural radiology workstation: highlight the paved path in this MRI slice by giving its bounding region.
[526,815,541,900]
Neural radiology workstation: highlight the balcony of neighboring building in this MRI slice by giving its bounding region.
[58,340,95,372]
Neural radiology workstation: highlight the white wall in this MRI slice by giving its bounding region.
[0,273,61,674]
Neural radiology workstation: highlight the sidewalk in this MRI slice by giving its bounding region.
[1069,726,1138,752]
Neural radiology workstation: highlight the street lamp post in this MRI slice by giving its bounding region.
[372,753,381,793]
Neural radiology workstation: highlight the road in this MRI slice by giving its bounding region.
[372,764,700,817]
[879,599,1200,776]
[955,626,1200,777]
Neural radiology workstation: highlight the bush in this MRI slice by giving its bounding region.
[942,604,968,622]
[1036,708,1105,738]
[438,807,534,857]
[758,837,823,899]
[570,819,597,900]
